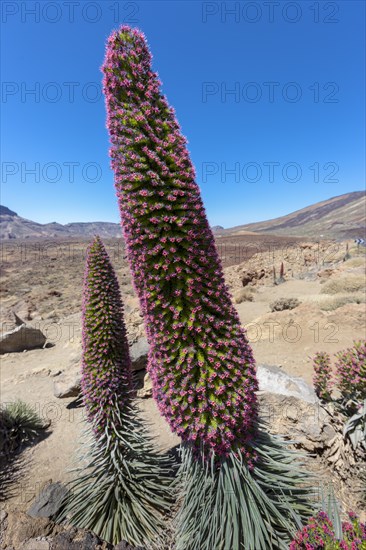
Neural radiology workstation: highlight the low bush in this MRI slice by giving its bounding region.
[233,287,255,303]
[270,297,301,312]
[0,400,45,459]
[344,257,366,268]
[320,294,366,311]
[321,276,365,295]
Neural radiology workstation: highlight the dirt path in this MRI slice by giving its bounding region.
[237,279,365,382]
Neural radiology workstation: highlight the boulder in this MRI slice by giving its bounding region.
[0,324,46,354]
[257,363,317,403]
[28,482,68,519]
[53,372,81,398]
[136,372,153,398]
[19,537,51,549]
[132,363,318,407]
[0,512,56,550]
[256,360,347,455]
[114,542,144,550]
[129,336,149,371]
[241,270,257,287]
[51,529,109,549]
[241,269,266,287]
[13,311,25,326]
[259,393,336,452]
[0,509,143,549]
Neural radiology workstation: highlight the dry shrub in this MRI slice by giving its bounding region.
[343,257,366,268]
[270,297,300,312]
[0,400,45,459]
[320,294,366,311]
[321,276,365,295]
[234,288,255,304]
[349,246,366,256]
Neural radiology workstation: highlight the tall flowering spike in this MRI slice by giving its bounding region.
[56,236,175,547]
[313,351,333,401]
[103,27,313,549]
[102,25,258,459]
[81,235,132,431]
[335,340,366,401]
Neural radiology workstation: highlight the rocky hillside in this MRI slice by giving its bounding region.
[0,207,227,240]
[2,191,365,240]
[211,225,225,233]
[0,207,122,240]
[227,191,365,240]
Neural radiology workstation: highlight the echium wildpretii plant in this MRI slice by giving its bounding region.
[55,236,174,547]
[0,400,45,501]
[81,237,132,430]
[311,343,366,456]
[290,511,366,550]
[102,26,314,549]
[313,351,333,401]
[311,341,366,408]
[335,340,366,403]
[103,30,258,458]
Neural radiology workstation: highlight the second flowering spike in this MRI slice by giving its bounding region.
[81,235,133,430]
[313,351,333,401]
[56,236,175,547]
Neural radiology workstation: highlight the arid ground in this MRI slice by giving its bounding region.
[0,235,365,544]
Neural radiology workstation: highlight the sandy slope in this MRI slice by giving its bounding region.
[1,245,365,517]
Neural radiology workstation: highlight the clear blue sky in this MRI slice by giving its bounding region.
[1,1,365,227]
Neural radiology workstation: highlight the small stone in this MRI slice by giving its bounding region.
[50,370,62,377]
[53,373,81,398]
[27,482,68,518]
[19,537,51,549]
[129,336,149,372]
[137,372,153,398]
[31,368,51,377]
[13,312,25,326]
[52,529,105,549]
[285,404,299,422]
[114,542,144,550]
[321,423,337,443]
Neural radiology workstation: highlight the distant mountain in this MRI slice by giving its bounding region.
[0,206,18,217]
[211,225,225,233]
[226,191,366,240]
[1,191,365,240]
[0,209,122,240]
[0,209,227,240]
